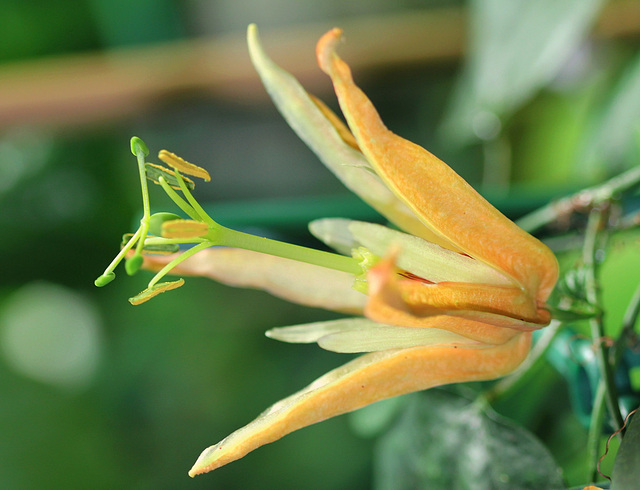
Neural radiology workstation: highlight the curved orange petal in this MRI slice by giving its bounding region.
[189,332,531,475]
[364,256,539,344]
[246,24,434,242]
[316,28,558,302]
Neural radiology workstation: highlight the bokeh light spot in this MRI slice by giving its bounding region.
[0,282,103,390]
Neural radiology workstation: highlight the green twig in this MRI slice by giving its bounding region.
[587,380,609,483]
[583,207,624,435]
[516,164,640,234]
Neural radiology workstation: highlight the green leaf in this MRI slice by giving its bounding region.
[374,390,564,490]
[579,50,640,179]
[442,0,604,146]
[611,411,640,490]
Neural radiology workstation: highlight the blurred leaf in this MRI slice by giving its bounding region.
[579,50,640,179]
[611,411,640,490]
[599,228,640,339]
[349,396,407,439]
[442,0,604,146]
[374,390,564,490]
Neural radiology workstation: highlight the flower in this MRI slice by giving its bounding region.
[141,25,559,476]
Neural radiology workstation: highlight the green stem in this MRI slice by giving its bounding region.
[133,141,151,256]
[517,164,640,234]
[158,177,202,221]
[210,225,361,276]
[163,170,360,275]
[148,242,212,288]
[583,207,624,433]
[175,171,216,228]
[102,227,142,275]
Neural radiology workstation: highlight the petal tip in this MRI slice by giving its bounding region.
[316,28,343,74]
[188,443,222,477]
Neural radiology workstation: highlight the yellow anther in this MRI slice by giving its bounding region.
[161,219,210,239]
[145,162,195,190]
[129,279,185,305]
[159,150,211,181]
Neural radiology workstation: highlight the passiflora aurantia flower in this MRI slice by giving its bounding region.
[102,25,558,476]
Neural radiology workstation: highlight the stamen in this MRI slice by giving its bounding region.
[129,279,185,305]
[159,150,211,181]
[162,219,210,239]
[97,136,364,305]
[121,234,180,255]
[145,162,195,190]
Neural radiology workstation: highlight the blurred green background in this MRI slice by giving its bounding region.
[1,1,640,488]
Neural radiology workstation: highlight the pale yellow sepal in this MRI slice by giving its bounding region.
[247,24,453,247]
[267,317,481,353]
[350,220,513,287]
[308,218,358,256]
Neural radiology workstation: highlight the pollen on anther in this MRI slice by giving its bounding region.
[159,150,211,181]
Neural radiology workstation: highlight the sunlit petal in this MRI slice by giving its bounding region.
[189,332,531,476]
[316,28,558,302]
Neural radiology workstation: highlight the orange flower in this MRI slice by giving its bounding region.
[157,25,559,476]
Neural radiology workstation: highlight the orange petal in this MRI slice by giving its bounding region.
[141,248,366,314]
[189,331,531,475]
[364,256,535,344]
[316,28,558,302]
